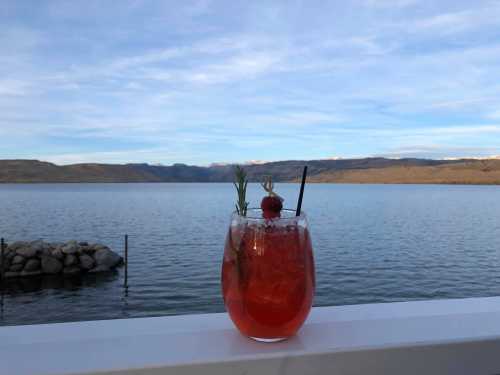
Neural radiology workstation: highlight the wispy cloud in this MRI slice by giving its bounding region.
[377,145,500,160]
[1,0,500,163]
[362,0,418,8]
[411,3,500,35]
[40,149,185,165]
[0,79,33,96]
[486,110,500,120]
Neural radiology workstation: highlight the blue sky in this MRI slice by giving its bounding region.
[1,0,500,165]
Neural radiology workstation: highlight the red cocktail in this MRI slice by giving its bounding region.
[221,209,315,342]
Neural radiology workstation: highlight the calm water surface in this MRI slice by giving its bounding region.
[1,183,500,326]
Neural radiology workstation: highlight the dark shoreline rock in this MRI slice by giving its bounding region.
[41,255,63,274]
[1,240,123,279]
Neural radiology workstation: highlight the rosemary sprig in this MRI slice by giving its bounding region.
[233,165,249,216]
[228,226,245,283]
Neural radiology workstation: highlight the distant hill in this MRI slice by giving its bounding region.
[1,158,500,184]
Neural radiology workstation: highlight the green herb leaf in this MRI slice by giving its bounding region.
[234,165,249,217]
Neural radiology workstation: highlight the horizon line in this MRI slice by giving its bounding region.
[2,155,500,167]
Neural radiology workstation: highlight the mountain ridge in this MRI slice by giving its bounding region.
[1,158,500,184]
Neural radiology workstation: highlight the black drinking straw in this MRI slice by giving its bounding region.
[296,166,308,216]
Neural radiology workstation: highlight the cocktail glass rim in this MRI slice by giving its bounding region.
[232,208,307,223]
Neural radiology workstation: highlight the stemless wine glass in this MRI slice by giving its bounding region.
[221,208,315,342]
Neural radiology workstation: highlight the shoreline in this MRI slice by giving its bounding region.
[1,158,499,185]
[1,181,499,185]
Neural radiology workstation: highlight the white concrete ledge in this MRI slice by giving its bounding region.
[2,297,500,375]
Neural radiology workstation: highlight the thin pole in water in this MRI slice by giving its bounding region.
[0,238,3,316]
[0,238,4,280]
[124,234,128,288]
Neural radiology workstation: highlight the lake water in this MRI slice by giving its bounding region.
[1,183,500,326]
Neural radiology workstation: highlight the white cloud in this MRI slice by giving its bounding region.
[486,110,500,120]
[362,0,417,8]
[183,53,281,84]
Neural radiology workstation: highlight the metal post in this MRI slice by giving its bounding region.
[0,238,3,318]
[124,234,128,288]
[0,238,5,280]
[0,238,3,315]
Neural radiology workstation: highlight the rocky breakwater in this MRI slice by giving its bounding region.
[0,240,123,279]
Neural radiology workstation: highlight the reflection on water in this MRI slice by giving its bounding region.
[1,272,119,294]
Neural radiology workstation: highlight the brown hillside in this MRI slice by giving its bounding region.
[1,158,500,184]
[307,160,500,184]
